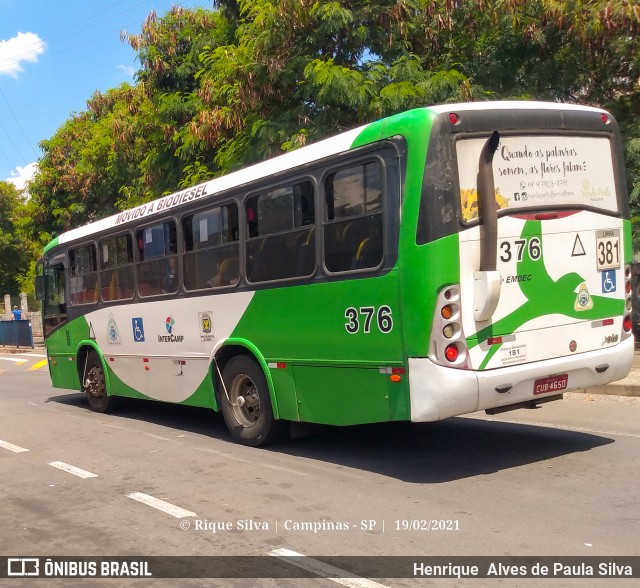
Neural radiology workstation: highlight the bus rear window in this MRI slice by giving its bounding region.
[456,135,618,222]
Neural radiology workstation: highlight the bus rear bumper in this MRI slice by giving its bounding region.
[408,336,634,422]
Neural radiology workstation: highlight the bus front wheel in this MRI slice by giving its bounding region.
[82,352,117,413]
[220,355,286,446]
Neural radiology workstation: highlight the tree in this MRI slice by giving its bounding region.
[178,1,475,173]
[0,181,28,297]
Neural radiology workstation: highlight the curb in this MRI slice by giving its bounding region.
[2,344,45,353]
[575,385,640,398]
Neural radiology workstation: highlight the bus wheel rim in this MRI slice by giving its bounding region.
[86,366,104,399]
[230,374,260,428]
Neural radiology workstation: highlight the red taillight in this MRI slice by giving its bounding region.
[623,315,633,333]
[445,344,459,362]
[432,285,468,368]
[601,113,610,124]
[449,112,460,125]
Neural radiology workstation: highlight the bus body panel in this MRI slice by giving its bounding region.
[66,292,254,403]
[48,352,81,391]
[228,272,408,424]
[43,269,409,426]
[460,211,628,369]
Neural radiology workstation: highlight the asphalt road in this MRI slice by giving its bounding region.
[1,350,639,587]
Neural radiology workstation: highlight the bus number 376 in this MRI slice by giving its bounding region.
[345,306,393,334]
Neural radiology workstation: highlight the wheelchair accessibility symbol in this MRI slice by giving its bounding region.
[601,270,616,294]
[132,317,145,342]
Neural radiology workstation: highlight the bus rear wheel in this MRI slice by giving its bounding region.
[220,355,286,447]
[82,352,117,413]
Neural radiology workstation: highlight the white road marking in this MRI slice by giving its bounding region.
[0,440,29,453]
[9,353,48,358]
[269,548,390,588]
[144,433,169,441]
[48,461,98,479]
[0,357,27,364]
[126,492,196,518]
[190,446,252,464]
[259,462,309,477]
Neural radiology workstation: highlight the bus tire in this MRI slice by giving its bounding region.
[82,351,118,413]
[220,355,286,447]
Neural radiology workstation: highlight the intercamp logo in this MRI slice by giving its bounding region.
[158,316,183,343]
[165,316,175,334]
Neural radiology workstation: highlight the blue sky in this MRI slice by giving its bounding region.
[0,0,205,190]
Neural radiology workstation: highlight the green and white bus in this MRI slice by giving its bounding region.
[36,101,634,446]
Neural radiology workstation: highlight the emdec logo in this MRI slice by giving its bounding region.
[158,316,184,343]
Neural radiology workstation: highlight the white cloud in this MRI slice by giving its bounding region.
[0,32,45,77]
[117,64,136,78]
[7,161,38,193]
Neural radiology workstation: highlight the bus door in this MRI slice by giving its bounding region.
[37,257,79,388]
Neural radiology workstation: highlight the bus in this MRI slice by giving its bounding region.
[35,101,634,446]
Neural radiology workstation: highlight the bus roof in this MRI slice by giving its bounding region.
[43,100,609,254]
[428,101,607,114]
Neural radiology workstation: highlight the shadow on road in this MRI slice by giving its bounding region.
[48,392,614,484]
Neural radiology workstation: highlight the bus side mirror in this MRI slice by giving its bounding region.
[34,276,45,301]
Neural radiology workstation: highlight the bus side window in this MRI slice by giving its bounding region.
[324,161,383,273]
[100,234,135,301]
[136,221,178,297]
[183,204,240,290]
[245,180,316,283]
[69,244,99,305]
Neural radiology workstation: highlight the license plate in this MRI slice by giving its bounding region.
[534,374,568,395]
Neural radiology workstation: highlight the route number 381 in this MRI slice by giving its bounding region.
[345,306,393,334]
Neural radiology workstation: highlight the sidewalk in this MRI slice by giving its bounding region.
[1,335,44,352]
[574,349,640,398]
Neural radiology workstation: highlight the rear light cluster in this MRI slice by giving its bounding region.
[623,264,633,335]
[430,285,468,368]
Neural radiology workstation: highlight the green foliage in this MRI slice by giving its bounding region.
[7,0,640,294]
[0,181,29,296]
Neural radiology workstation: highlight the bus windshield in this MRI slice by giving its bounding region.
[456,134,618,221]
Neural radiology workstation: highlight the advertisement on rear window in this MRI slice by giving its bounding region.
[456,135,618,221]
